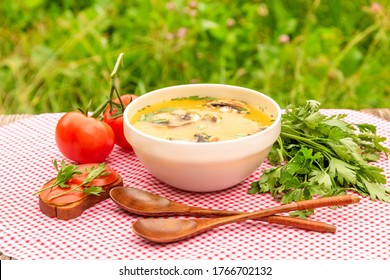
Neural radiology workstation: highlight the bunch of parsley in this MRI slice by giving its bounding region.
[249,100,389,215]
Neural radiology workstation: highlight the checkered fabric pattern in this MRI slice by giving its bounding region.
[0,111,389,260]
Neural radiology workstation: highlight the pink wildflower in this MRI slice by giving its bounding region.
[279,34,290,44]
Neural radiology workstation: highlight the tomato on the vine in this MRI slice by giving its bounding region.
[103,94,138,149]
[55,112,115,163]
[55,53,133,161]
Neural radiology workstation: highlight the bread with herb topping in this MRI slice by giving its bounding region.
[37,162,123,220]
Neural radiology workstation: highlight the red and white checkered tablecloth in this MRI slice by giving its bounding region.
[0,110,389,260]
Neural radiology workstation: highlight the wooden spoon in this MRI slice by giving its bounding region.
[131,194,359,243]
[110,187,337,233]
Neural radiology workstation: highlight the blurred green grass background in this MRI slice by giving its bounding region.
[0,0,389,114]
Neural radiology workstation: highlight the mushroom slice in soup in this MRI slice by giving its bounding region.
[194,133,219,143]
[201,113,222,123]
[206,99,248,113]
[151,110,201,127]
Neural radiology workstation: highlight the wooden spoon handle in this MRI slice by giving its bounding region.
[191,195,358,233]
[252,194,360,220]
[261,216,336,233]
[189,209,336,233]
[189,193,359,216]
[208,194,360,227]
[295,194,360,210]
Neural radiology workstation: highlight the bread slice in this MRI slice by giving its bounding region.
[38,168,123,220]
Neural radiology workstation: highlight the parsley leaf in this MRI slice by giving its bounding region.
[249,100,390,216]
[328,158,358,185]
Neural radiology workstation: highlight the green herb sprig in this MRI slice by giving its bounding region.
[33,160,82,195]
[249,100,389,216]
[48,163,108,200]
[34,161,108,199]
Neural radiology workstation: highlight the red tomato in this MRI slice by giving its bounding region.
[55,112,115,163]
[40,181,84,205]
[103,94,138,149]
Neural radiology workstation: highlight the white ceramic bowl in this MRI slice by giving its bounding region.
[123,84,281,192]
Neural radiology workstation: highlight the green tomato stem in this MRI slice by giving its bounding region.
[90,53,126,119]
[109,53,125,113]
[91,53,125,118]
[110,53,124,78]
[90,97,110,119]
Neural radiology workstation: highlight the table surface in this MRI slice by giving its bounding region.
[1,109,389,260]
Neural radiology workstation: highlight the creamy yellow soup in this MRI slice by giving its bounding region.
[130,96,274,142]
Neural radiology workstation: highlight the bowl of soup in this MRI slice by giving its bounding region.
[123,84,281,192]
